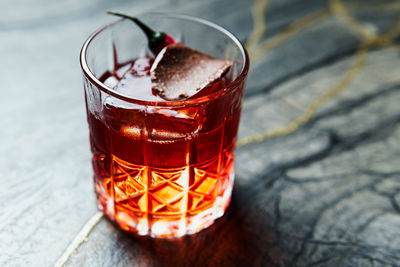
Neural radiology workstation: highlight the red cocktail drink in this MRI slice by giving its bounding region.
[81,14,249,237]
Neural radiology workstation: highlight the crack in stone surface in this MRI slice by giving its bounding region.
[245,45,360,98]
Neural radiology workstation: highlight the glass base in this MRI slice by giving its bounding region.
[96,173,234,238]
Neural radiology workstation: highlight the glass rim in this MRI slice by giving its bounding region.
[80,12,249,107]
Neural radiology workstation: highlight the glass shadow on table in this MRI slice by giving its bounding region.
[111,179,285,267]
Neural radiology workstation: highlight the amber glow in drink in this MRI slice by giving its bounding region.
[81,14,249,237]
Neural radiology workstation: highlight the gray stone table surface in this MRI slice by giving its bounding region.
[1,0,400,266]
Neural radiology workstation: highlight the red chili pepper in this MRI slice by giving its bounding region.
[107,11,176,55]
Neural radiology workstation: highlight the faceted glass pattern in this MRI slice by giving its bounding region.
[95,151,234,237]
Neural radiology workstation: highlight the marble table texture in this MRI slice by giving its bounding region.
[1,0,400,266]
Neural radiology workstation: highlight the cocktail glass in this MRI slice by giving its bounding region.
[80,13,249,238]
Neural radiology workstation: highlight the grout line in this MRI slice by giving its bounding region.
[250,9,330,62]
[238,6,400,147]
[246,0,269,50]
[329,0,377,40]
[54,211,104,267]
[237,44,369,148]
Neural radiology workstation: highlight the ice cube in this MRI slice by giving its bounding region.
[104,95,146,111]
[104,75,119,88]
[151,44,232,101]
[147,106,200,120]
[150,128,190,140]
[121,125,142,138]
[115,63,132,78]
[122,126,196,140]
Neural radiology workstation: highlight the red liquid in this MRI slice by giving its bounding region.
[85,57,244,237]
